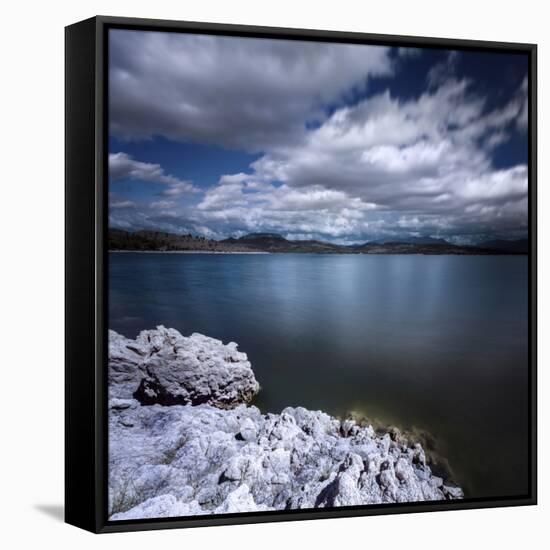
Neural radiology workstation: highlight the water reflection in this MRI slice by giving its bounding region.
[109,253,528,499]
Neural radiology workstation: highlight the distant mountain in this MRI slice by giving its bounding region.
[108,229,526,255]
[222,233,343,253]
[222,233,289,250]
[108,229,258,252]
[368,236,451,246]
[477,239,528,254]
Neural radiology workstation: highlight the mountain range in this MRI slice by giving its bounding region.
[108,229,528,255]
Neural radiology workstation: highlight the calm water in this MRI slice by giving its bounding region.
[109,252,529,499]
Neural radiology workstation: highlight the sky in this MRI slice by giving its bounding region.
[108,29,529,244]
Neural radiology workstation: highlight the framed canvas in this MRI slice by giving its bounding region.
[65,16,537,533]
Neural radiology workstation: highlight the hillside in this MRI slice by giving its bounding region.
[221,233,344,253]
[108,229,260,252]
[108,229,527,255]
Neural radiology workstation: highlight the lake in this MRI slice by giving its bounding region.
[109,252,529,499]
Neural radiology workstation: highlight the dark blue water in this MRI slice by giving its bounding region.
[109,252,529,499]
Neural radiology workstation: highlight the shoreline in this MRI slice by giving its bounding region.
[108,249,525,256]
[108,326,464,520]
[108,249,271,255]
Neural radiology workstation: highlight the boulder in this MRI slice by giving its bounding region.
[109,327,260,408]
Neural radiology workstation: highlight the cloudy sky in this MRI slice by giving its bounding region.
[108,29,529,244]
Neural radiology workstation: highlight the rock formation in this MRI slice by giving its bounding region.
[109,328,463,520]
[109,326,260,408]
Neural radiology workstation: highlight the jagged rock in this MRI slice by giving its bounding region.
[109,402,463,519]
[108,328,463,520]
[108,330,147,399]
[238,417,258,442]
[110,494,203,520]
[109,327,260,408]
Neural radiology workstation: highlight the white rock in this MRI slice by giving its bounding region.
[109,327,260,408]
[109,401,464,519]
[108,330,147,399]
[238,417,258,442]
[214,484,269,514]
[108,328,464,520]
[110,494,203,520]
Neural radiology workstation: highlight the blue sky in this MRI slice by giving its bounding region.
[109,30,529,244]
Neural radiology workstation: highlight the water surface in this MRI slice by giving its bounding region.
[109,252,529,499]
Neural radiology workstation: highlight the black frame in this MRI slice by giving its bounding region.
[65,15,537,534]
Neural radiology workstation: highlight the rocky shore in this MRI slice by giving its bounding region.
[108,326,463,520]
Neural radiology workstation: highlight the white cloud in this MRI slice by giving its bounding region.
[110,30,393,151]
[427,51,460,87]
[160,183,197,197]
[150,200,177,209]
[516,77,529,131]
[109,152,199,196]
[108,33,528,243]
[110,199,136,209]
[188,77,528,242]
